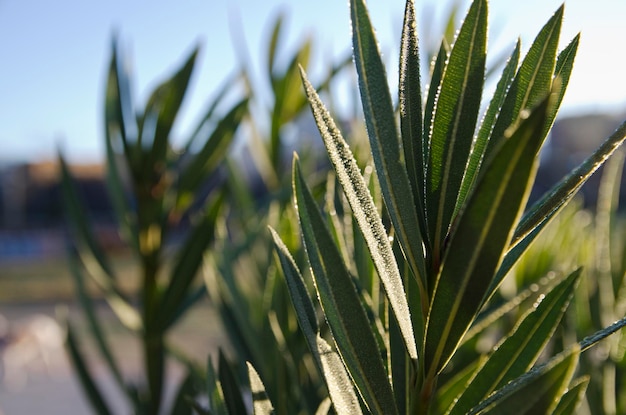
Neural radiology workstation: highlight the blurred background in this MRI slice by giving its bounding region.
[1,0,625,413]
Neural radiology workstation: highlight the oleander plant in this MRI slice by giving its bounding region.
[256,0,626,413]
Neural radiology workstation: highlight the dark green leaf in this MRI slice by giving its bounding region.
[206,358,228,415]
[293,156,397,414]
[399,0,426,241]
[456,40,520,218]
[218,350,248,415]
[483,6,563,163]
[447,268,581,414]
[552,376,589,415]
[159,195,222,330]
[141,47,198,167]
[270,228,363,414]
[65,321,113,415]
[176,98,247,212]
[503,120,626,287]
[579,315,626,352]
[350,0,427,288]
[169,372,195,415]
[423,39,449,163]
[425,0,487,260]
[469,346,579,414]
[425,95,552,377]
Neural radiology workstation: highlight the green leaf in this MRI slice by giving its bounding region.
[60,154,142,331]
[423,40,448,162]
[105,37,137,169]
[65,321,113,415]
[456,40,520,218]
[579,315,626,352]
[293,156,397,415]
[350,0,427,288]
[468,346,580,414]
[176,98,247,213]
[447,268,581,415]
[267,13,284,83]
[68,256,128,396]
[300,70,419,362]
[104,122,139,253]
[218,350,248,415]
[159,195,222,330]
[483,6,563,163]
[425,0,488,260]
[425,94,552,377]
[247,362,275,415]
[551,376,589,415]
[502,119,626,285]
[140,46,198,167]
[399,0,426,240]
[206,358,228,415]
[434,358,485,414]
[270,228,363,415]
[169,372,195,415]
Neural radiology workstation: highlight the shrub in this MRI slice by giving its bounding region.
[262,0,626,413]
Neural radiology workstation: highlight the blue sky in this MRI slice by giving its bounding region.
[1,0,625,163]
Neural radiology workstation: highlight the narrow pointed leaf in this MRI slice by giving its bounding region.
[447,268,581,415]
[169,373,195,415]
[68,256,127,393]
[218,350,248,415]
[399,0,426,239]
[425,0,488,258]
[579,315,626,352]
[293,157,398,414]
[301,70,418,363]
[501,119,626,287]
[350,0,426,287]
[159,195,221,330]
[469,346,579,414]
[456,40,521,217]
[271,228,364,415]
[551,376,589,415]
[425,95,552,376]
[247,362,275,415]
[423,40,449,159]
[105,38,136,166]
[142,47,198,166]
[176,98,247,212]
[206,358,228,415]
[484,6,562,163]
[65,322,113,415]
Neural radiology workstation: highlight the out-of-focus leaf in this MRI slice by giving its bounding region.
[447,268,581,415]
[105,38,137,170]
[468,346,580,414]
[551,376,589,415]
[247,362,275,415]
[350,0,427,290]
[218,350,248,415]
[159,195,222,330]
[206,358,228,415]
[176,98,247,213]
[434,358,485,414]
[425,95,552,377]
[270,228,363,415]
[268,13,284,84]
[425,0,487,259]
[68,256,127,395]
[140,47,197,167]
[300,70,418,361]
[65,321,113,415]
[169,372,195,415]
[293,157,397,414]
